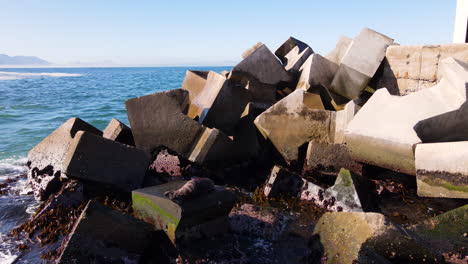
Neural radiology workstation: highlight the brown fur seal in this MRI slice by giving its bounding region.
[164,178,215,204]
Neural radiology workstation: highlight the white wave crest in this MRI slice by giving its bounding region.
[0,157,27,177]
[0,71,82,80]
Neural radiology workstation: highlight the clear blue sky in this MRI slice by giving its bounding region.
[0,0,458,66]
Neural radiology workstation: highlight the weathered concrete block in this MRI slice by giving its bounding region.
[373,44,468,95]
[301,168,364,212]
[264,166,304,198]
[303,140,362,175]
[296,53,338,92]
[275,37,314,74]
[255,90,355,163]
[63,131,150,191]
[414,101,468,143]
[132,181,236,243]
[27,117,102,201]
[103,118,135,146]
[325,35,353,65]
[232,43,292,86]
[188,127,235,163]
[58,201,154,264]
[415,142,468,199]
[229,204,291,241]
[330,28,394,99]
[313,212,443,264]
[126,89,201,156]
[345,58,468,175]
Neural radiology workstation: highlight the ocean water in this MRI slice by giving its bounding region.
[0,66,231,263]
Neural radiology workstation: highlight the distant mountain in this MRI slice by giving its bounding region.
[0,54,50,65]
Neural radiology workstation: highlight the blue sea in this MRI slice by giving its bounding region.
[0,66,231,263]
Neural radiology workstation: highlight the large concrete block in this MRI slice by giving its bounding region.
[232,43,292,86]
[263,166,304,198]
[325,36,353,65]
[103,118,135,146]
[373,44,468,95]
[58,201,154,263]
[296,53,339,93]
[345,58,468,175]
[275,37,314,74]
[300,168,364,212]
[63,131,150,191]
[27,117,102,201]
[132,181,236,243]
[182,70,209,118]
[330,28,394,99]
[185,71,251,133]
[255,90,355,163]
[313,212,442,264]
[415,142,468,199]
[126,89,202,156]
[187,127,235,163]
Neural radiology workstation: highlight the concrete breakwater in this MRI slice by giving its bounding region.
[5,27,468,263]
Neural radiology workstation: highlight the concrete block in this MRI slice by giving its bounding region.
[373,44,468,95]
[188,127,235,163]
[132,181,236,243]
[415,142,468,199]
[313,212,442,264]
[58,201,154,263]
[63,131,150,191]
[296,53,339,92]
[345,58,468,175]
[263,166,304,198]
[303,140,362,175]
[275,37,314,74]
[103,118,135,146]
[182,70,209,118]
[330,28,394,99]
[300,168,364,212]
[232,43,292,86]
[325,36,353,65]
[126,89,202,156]
[255,90,355,163]
[27,117,102,201]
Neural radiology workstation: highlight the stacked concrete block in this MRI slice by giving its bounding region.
[275,37,314,74]
[330,28,394,99]
[132,181,236,243]
[63,131,150,191]
[373,44,468,95]
[182,70,209,118]
[102,118,135,146]
[58,201,154,263]
[345,58,468,175]
[264,166,304,198]
[255,89,356,164]
[27,117,102,201]
[415,142,468,199]
[325,36,353,65]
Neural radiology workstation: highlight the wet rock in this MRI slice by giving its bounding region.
[373,43,468,95]
[330,28,394,99]
[229,204,291,241]
[345,57,468,175]
[27,117,102,201]
[409,205,468,257]
[254,90,355,163]
[102,118,135,146]
[313,212,443,264]
[325,35,353,65]
[132,180,236,244]
[58,201,154,264]
[263,166,304,198]
[303,140,362,175]
[63,131,150,192]
[300,168,365,212]
[415,142,468,199]
[274,37,314,74]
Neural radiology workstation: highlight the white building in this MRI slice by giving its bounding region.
[454,0,468,43]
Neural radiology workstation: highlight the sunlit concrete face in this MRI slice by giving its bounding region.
[453,0,468,43]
